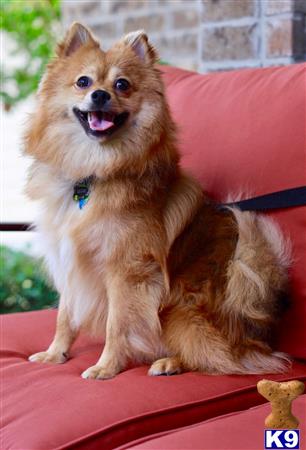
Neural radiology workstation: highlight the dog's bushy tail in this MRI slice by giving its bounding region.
[221,207,291,349]
[239,350,291,374]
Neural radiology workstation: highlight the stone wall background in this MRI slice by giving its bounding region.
[62,0,306,72]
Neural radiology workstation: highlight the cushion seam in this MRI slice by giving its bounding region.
[54,372,306,450]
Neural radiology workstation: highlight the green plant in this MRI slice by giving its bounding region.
[0,245,58,314]
[0,0,61,109]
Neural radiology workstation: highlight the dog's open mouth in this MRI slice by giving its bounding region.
[73,108,129,138]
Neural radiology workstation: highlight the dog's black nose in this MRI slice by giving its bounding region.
[91,90,111,107]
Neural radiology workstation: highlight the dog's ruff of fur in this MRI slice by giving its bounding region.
[25,23,291,379]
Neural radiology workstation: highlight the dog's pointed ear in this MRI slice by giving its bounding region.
[122,30,158,63]
[57,22,99,57]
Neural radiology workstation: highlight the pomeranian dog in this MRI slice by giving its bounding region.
[26,23,290,379]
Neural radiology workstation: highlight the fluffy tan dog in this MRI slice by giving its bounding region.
[26,23,291,379]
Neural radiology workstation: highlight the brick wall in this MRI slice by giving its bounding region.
[62,0,306,72]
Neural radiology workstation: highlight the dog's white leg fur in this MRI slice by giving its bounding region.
[29,304,77,364]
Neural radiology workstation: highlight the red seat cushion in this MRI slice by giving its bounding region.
[161,63,306,359]
[121,395,306,450]
[1,310,306,450]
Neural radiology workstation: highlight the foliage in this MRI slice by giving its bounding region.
[0,245,58,314]
[0,0,61,109]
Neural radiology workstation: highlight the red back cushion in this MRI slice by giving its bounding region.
[161,63,306,359]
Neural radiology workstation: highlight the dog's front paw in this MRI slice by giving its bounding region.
[28,351,68,364]
[81,364,119,380]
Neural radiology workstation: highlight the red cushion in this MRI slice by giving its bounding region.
[161,63,306,359]
[122,395,306,450]
[1,310,306,450]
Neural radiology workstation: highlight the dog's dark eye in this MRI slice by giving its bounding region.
[115,78,130,91]
[76,76,92,89]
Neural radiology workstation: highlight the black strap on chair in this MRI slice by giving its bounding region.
[1,187,306,232]
[220,186,306,212]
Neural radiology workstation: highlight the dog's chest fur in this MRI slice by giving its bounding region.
[35,175,123,333]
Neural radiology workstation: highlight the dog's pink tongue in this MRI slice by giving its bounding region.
[88,112,114,131]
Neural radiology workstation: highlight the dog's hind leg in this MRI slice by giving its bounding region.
[156,299,290,375]
[156,302,244,375]
[148,356,182,376]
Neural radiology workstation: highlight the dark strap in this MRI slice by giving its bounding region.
[221,186,306,212]
[1,187,306,232]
